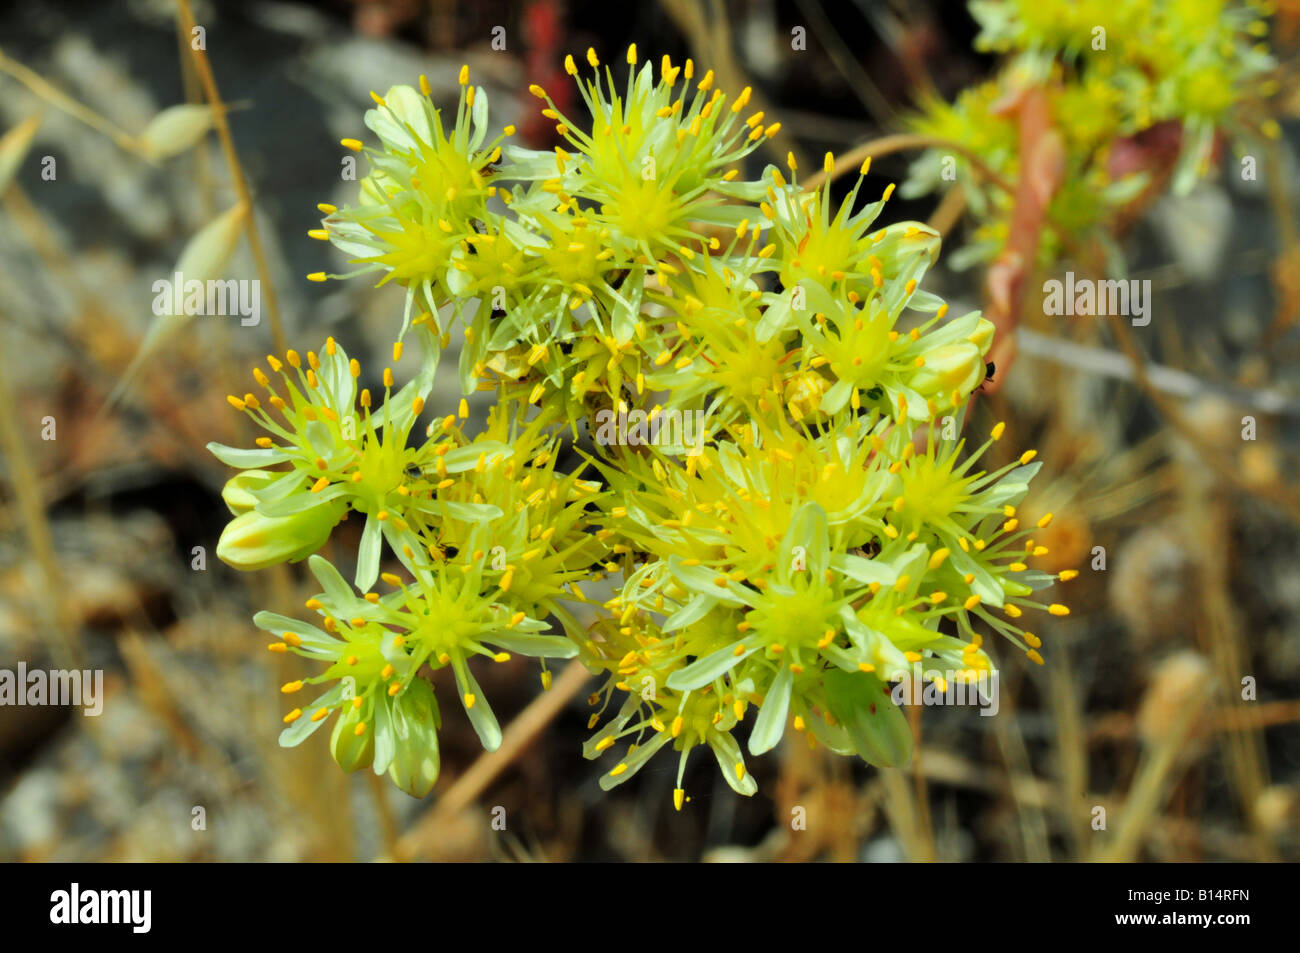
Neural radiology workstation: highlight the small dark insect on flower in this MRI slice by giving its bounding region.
[976,361,995,392]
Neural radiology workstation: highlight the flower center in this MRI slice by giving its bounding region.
[353,435,409,507]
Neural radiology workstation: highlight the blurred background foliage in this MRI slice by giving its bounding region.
[0,0,1298,861]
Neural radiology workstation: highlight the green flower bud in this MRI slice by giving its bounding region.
[216,499,346,571]
[384,678,442,798]
[221,469,278,515]
[907,341,985,402]
[823,669,913,768]
[966,316,995,354]
[330,700,375,773]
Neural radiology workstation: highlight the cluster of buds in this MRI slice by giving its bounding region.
[903,0,1277,269]
[210,49,1074,802]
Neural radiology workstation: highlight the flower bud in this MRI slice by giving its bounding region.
[907,341,984,403]
[216,499,346,571]
[823,668,913,768]
[384,678,442,797]
[330,702,375,773]
[965,316,996,354]
[221,469,278,515]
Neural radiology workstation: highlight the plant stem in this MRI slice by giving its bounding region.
[173,0,287,355]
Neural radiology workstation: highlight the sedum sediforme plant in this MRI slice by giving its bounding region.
[210,48,1075,801]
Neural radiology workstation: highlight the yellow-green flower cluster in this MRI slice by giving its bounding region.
[213,338,605,795]
[905,0,1277,268]
[210,50,1075,803]
[582,412,1071,803]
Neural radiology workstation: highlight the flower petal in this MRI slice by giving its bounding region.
[207,441,288,468]
[749,661,793,755]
